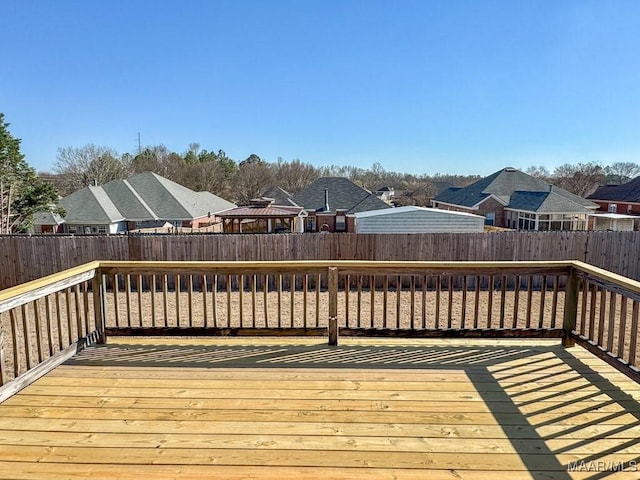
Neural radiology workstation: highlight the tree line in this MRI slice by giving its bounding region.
[2,111,640,233]
[49,142,640,206]
[47,142,486,205]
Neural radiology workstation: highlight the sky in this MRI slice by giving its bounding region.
[2,0,640,177]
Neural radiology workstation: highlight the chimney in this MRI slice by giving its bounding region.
[324,188,330,212]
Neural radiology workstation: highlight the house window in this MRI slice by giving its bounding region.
[536,213,586,231]
[98,225,107,234]
[485,212,495,226]
[306,216,316,232]
[336,214,346,232]
[68,226,77,234]
[537,214,549,231]
[517,212,536,231]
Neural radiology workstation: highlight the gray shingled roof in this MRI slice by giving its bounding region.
[434,167,597,212]
[33,211,64,225]
[508,190,595,214]
[588,177,640,203]
[291,177,390,214]
[195,191,237,216]
[101,179,157,221]
[260,186,293,206]
[60,186,125,224]
[125,172,235,220]
[50,172,235,225]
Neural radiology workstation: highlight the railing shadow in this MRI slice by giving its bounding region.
[66,341,640,478]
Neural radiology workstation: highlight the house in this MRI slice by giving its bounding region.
[217,197,306,233]
[354,206,485,233]
[34,172,236,234]
[432,167,598,231]
[289,177,391,232]
[587,177,640,216]
[374,186,396,204]
[32,211,64,234]
[586,178,640,230]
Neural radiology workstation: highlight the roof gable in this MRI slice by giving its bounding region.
[509,190,596,213]
[51,172,236,225]
[291,177,390,213]
[33,211,64,225]
[434,167,597,211]
[125,173,193,219]
[588,177,640,203]
[102,179,157,221]
[124,172,235,220]
[60,186,125,224]
[260,186,293,206]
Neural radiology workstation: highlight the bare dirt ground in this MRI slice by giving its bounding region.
[2,286,638,382]
[103,289,565,330]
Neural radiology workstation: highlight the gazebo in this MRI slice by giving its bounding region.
[218,197,306,233]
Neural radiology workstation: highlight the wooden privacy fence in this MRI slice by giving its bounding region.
[2,231,640,289]
[2,260,640,402]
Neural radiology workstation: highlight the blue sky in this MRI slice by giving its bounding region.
[2,0,639,176]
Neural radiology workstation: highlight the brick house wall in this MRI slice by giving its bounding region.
[591,200,640,215]
[307,213,357,232]
[315,214,336,232]
[433,198,506,227]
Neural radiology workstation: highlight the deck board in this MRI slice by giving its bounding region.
[1,338,640,479]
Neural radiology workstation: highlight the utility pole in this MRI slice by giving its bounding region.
[137,132,142,155]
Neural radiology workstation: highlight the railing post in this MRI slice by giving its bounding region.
[92,270,107,344]
[0,321,7,386]
[328,267,338,346]
[562,268,579,348]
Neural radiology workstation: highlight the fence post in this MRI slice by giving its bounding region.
[562,268,579,347]
[328,267,338,346]
[92,270,107,344]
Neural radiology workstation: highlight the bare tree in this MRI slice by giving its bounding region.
[235,158,274,205]
[54,144,128,195]
[525,165,551,181]
[181,161,234,200]
[270,158,319,195]
[318,164,364,182]
[604,162,640,185]
[552,162,606,197]
[392,180,437,207]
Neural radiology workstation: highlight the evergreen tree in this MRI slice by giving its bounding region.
[0,113,60,233]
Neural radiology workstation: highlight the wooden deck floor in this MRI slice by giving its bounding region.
[1,338,640,479]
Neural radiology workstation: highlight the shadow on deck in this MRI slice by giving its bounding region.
[3,259,640,477]
[55,339,640,478]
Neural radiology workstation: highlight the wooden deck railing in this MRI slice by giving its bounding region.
[571,262,640,381]
[1,260,640,399]
[0,261,102,401]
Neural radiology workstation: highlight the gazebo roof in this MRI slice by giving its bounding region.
[218,205,304,218]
